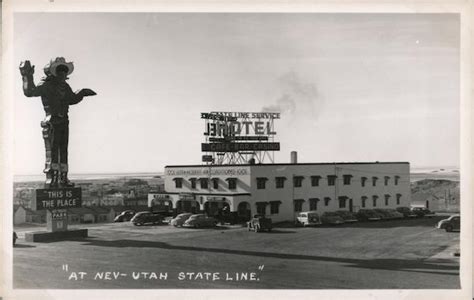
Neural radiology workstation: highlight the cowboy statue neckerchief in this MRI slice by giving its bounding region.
[20,57,97,188]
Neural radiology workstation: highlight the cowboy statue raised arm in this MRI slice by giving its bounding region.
[20,57,97,188]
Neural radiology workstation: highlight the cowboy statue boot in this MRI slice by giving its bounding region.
[59,163,74,187]
[50,169,60,188]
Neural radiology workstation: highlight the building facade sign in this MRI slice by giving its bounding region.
[166,167,249,176]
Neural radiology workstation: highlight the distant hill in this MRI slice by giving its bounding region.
[411,179,459,212]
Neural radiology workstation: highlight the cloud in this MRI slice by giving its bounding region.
[263,71,322,122]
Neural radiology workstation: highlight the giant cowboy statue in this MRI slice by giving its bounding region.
[20,57,97,188]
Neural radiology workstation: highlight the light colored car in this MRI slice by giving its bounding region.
[170,213,193,227]
[296,211,321,227]
[436,215,460,231]
[182,214,218,228]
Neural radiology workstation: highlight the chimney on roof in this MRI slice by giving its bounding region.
[291,151,298,164]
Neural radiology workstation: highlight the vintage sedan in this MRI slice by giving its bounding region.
[334,211,358,223]
[182,214,218,228]
[436,215,460,232]
[396,207,417,218]
[114,210,136,222]
[295,211,321,227]
[130,211,164,226]
[356,209,382,221]
[321,212,345,225]
[170,213,193,227]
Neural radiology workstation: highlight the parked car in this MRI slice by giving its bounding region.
[356,209,382,221]
[411,207,436,218]
[373,209,394,220]
[130,211,164,226]
[170,213,193,227]
[114,210,136,222]
[182,214,218,228]
[247,215,273,232]
[295,211,321,227]
[436,215,460,232]
[335,211,358,223]
[321,212,345,225]
[386,209,404,219]
[396,207,417,218]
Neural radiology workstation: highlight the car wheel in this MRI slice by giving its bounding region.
[446,225,453,232]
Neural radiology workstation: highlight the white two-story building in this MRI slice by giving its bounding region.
[149,160,410,223]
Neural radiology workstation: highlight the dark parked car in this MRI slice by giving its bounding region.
[411,207,436,218]
[321,212,345,225]
[114,210,136,222]
[182,214,218,228]
[131,211,164,226]
[436,215,460,232]
[396,207,417,218]
[334,211,358,223]
[356,209,382,221]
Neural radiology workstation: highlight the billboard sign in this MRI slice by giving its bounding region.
[35,188,82,210]
[201,111,280,155]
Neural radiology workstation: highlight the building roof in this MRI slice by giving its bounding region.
[165,161,410,168]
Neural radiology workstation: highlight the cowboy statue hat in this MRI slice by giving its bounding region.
[44,57,74,77]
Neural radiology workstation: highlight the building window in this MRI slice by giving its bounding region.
[190,178,197,189]
[199,178,209,189]
[396,193,402,205]
[327,175,337,186]
[270,201,281,214]
[309,198,319,210]
[212,178,219,189]
[256,177,268,189]
[361,196,367,208]
[324,197,331,206]
[372,195,378,207]
[173,178,183,189]
[384,176,390,186]
[256,202,267,215]
[361,177,367,187]
[395,176,400,185]
[227,178,237,190]
[311,176,321,186]
[338,196,347,208]
[275,177,286,189]
[385,194,390,206]
[343,175,352,185]
[372,177,378,186]
[293,176,304,188]
[293,199,304,212]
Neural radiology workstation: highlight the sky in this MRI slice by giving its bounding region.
[12,13,460,175]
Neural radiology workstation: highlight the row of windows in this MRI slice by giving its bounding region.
[173,177,237,190]
[256,194,404,215]
[172,174,402,190]
[293,194,403,212]
[257,175,401,189]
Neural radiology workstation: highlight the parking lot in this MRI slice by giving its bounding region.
[13,215,460,289]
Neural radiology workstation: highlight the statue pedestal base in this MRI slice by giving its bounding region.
[25,229,88,242]
[26,187,87,242]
